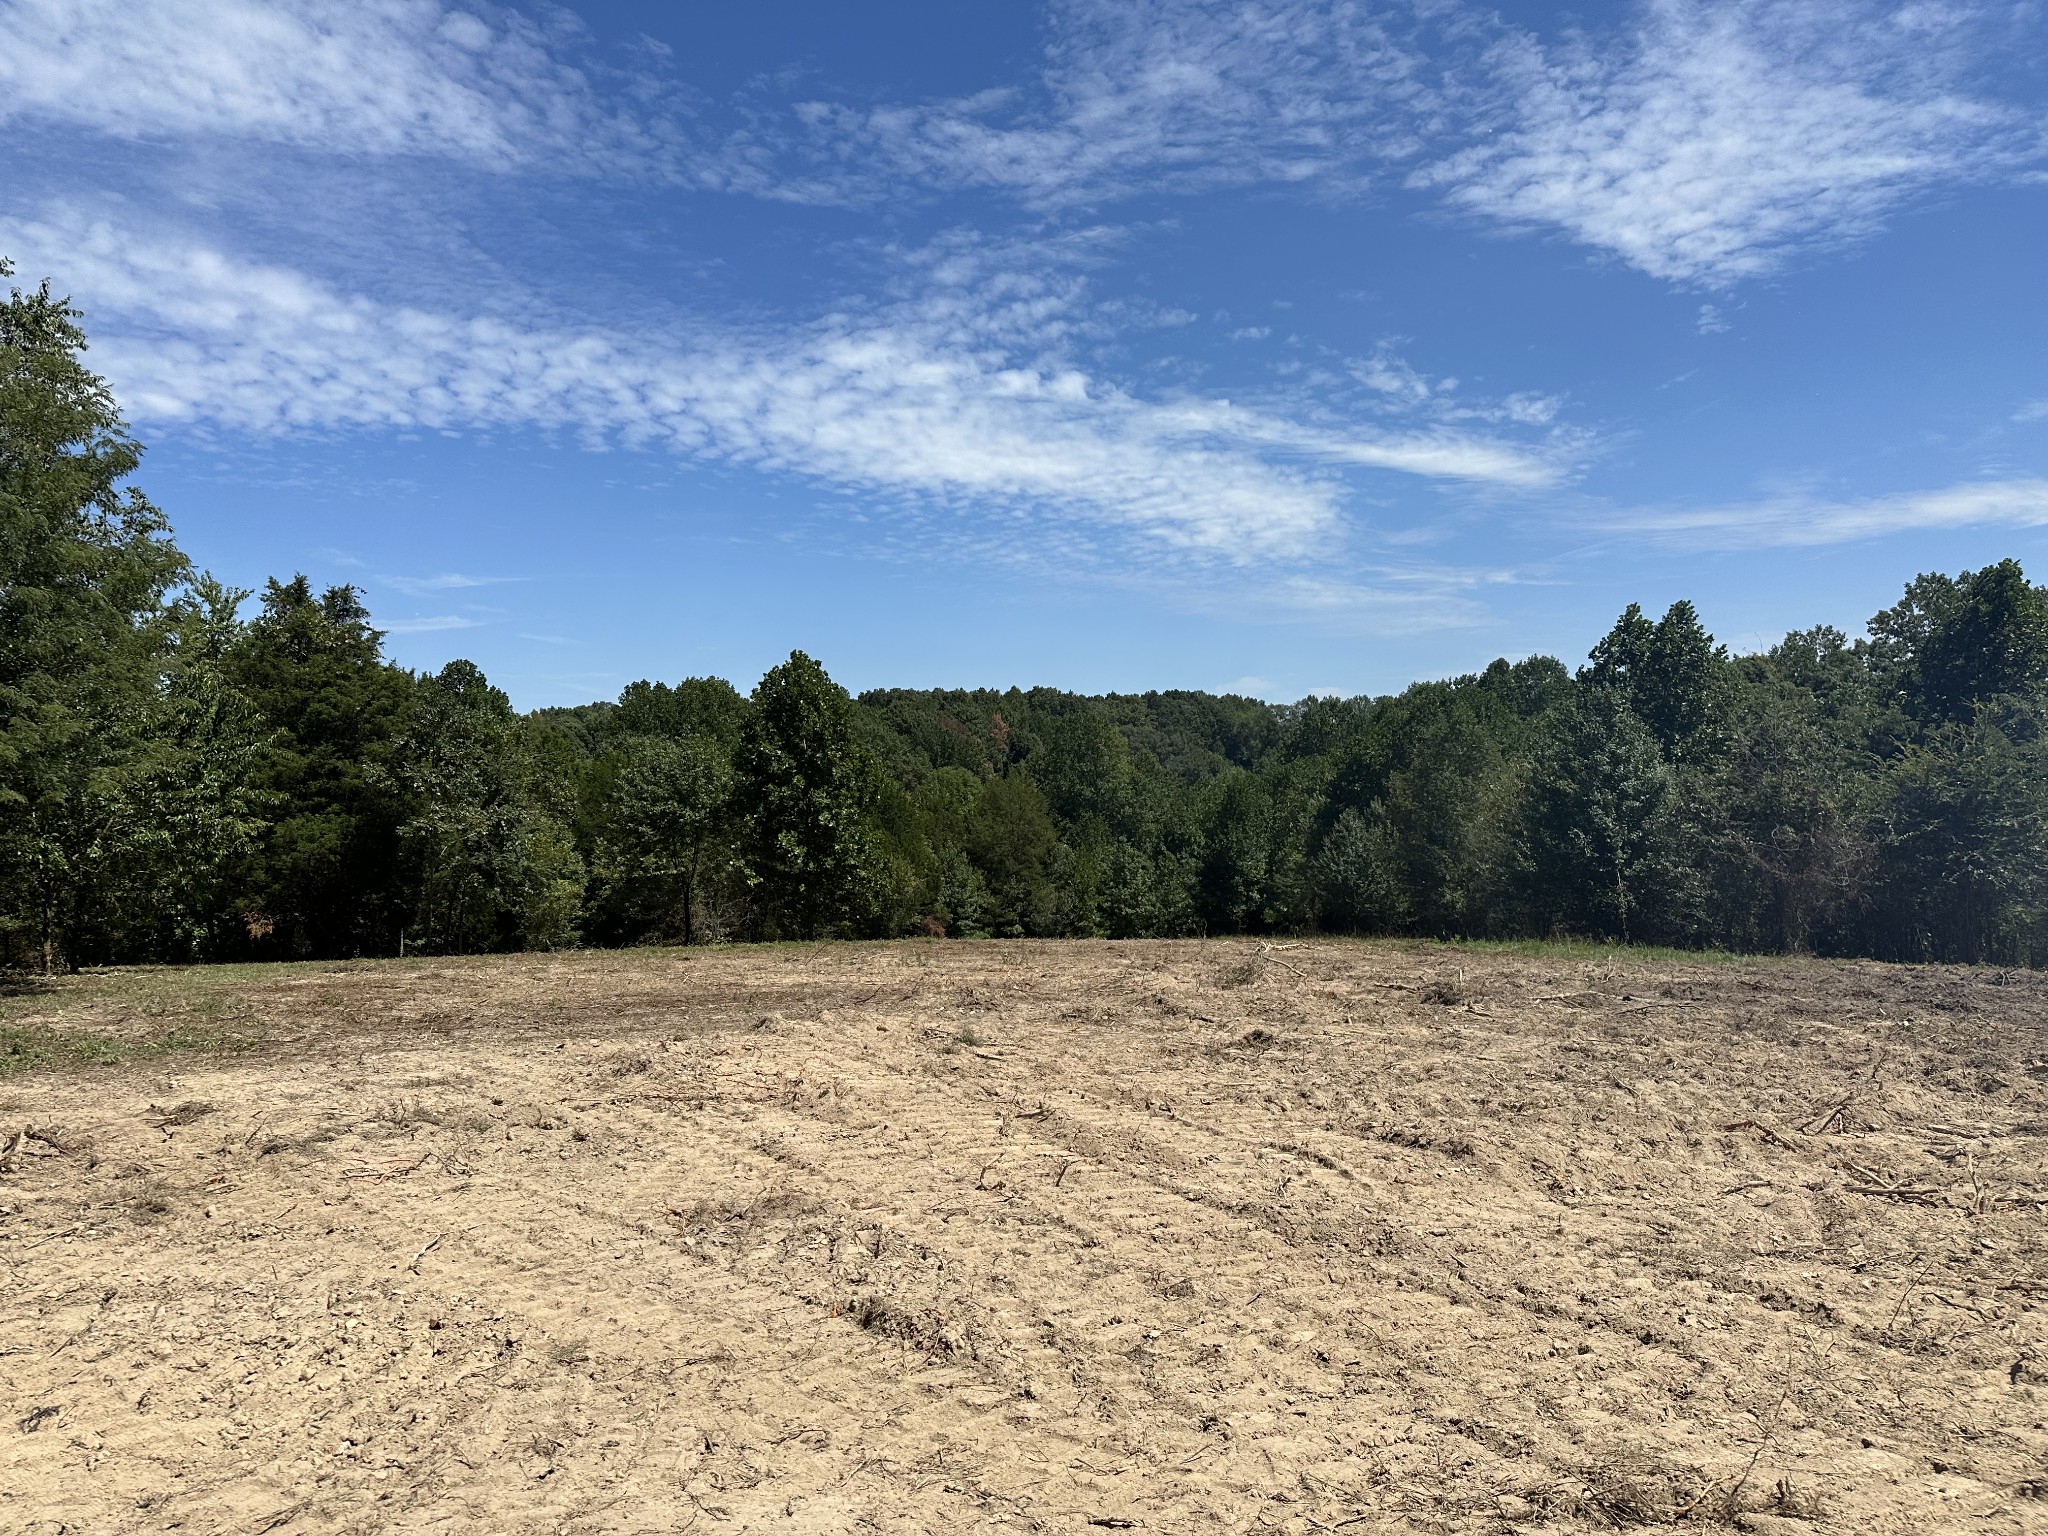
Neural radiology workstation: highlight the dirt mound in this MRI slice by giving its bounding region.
[3,940,2046,1532]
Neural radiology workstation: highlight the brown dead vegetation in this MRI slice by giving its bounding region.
[2,939,2046,1533]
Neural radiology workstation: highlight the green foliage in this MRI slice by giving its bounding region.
[8,266,2048,968]
[392,660,585,954]
[230,576,413,957]
[590,732,735,944]
[0,265,191,971]
[735,651,879,939]
[1584,599,1726,752]
[1870,560,2048,725]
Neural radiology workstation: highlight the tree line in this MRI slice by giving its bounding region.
[7,267,2048,971]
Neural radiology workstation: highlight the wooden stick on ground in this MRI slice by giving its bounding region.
[408,1233,446,1274]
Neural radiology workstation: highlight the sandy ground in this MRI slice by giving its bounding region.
[3,939,2047,1535]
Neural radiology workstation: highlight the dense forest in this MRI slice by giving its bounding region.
[7,268,2048,972]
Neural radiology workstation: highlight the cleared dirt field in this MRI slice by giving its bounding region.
[3,939,2047,1535]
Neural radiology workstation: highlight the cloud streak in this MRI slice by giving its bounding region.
[821,0,2040,285]
[1621,478,2048,547]
[797,0,1427,207]
[4,208,1562,562]
[0,0,683,170]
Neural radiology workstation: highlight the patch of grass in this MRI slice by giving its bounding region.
[0,1021,258,1080]
[0,964,270,1079]
[1434,936,1782,967]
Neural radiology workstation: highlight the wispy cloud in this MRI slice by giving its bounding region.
[796,0,1428,208]
[381,613,484,634]
[798,0,2039,285]
[4,207,1563,562]
[385,572,525,597]
[5,0,2035,292]
[0,0,689,172]
[1620,477,2048,547]
[1413,0,2032,285]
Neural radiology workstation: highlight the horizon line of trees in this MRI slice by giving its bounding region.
[8,264,2048,972]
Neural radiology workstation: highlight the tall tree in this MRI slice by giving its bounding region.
[1523,687,1679,943]
[230,576,413,957]
[392,660,585,954]
[0,265,188,971]
[1584,599,1725,752]
[595,733,735,944]
[735,651,878,939]
[1870,560,2048,726]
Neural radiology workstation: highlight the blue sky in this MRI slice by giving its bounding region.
[3,0,2045,706]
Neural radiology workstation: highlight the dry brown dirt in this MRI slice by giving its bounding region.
[3,938,2048,1535]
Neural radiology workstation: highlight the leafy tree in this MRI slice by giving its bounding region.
[735,651,878,939]
[1870,560,2048,725]
[1196,771,1274,933]
[109,577,272,961]
[1703,668,1869,954]
[594,733,735,944]
[0,265,189,970]
[392,660,584,953]
[1862,705,2048,964]
[1523,687,1681,943]
[1584,599,1726,752]
[1314,806,1408,931]
[964,772,1060,936]
[610,676,750,748]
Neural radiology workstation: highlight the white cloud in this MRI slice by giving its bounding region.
[1622,477,2048,546]
[0,0,674,172]
[792,0,2038,285]
[1696,304,1730,334]
[2016,399,2048,423]
[386,573,523,596]
[7,0,2033,290]
[5,209,1562,562]
[1413,0,2029,285]
[797,0,1428,207]
[382,614,484,633]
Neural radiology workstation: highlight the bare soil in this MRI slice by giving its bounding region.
[3,939,2047,1534]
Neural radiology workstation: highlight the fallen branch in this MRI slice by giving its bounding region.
[1722,1119,1802,1152]
[1799,1096,1854,1135]
[1845,1183,1944,1204]
[345,1151,433,1183]
[408,1233,446,1274]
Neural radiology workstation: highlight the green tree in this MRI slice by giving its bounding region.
[1585,599,1725,752]
[964,772,1060,936]
[109,577,272,961]
[0,265,189,970]
[1195,771,1274,933]
[595,733,735,944]
[1870,559,2048,725]
[1314,806,1408,932]
[392,660,585,954]
[230,577,413,957]
[1523,687,1680,943]
[735,651,878,939]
